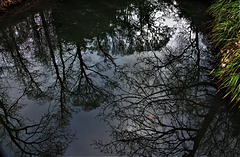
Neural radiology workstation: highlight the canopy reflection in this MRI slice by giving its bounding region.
[0,0,239,156]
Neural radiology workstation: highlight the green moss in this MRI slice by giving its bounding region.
[208,0,240,107]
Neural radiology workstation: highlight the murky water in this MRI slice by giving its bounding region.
[0,0,240,156]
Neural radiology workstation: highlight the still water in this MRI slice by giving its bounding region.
[0,0,240,156]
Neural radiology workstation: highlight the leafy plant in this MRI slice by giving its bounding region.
[208,0,240,107]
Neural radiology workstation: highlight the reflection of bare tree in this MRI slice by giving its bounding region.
[193,104,240,157]
[0,23,113,155]
[52,0,175,56]
[109,0,175,55]
[0,10,116,156]
[94,26,240,156]
[0,10,116,109]
[0,99,73,156]
[0,0,233,156]
[0,0,177,113]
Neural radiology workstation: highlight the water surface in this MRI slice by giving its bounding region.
[0,0,240,156]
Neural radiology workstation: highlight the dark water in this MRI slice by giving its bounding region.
[0,0,240,156]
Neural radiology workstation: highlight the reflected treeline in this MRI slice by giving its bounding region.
[0,0,183,155]
[52,0,175,55]
[173,0,212,33]
[94,19,240,156]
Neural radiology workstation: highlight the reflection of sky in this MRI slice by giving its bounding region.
[0,0,214,156]
[65,109,112,156]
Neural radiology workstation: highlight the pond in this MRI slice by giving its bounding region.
[0,0,240,156]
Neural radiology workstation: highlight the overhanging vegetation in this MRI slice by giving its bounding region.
[208,0,240,107]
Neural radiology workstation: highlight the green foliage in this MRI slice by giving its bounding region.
[208,0,240,49]
[208,0,240,107]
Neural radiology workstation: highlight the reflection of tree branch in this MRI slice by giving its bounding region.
[0,100,73,156]
[94,27,222,156]
[41,12,64,88]
[3,29,44,96]
[76,45,91,85]
[40,12,71,118]
[97,37,116,67]
[59,40,66,82]
[152,41,194,70]
[185,93,221,157]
